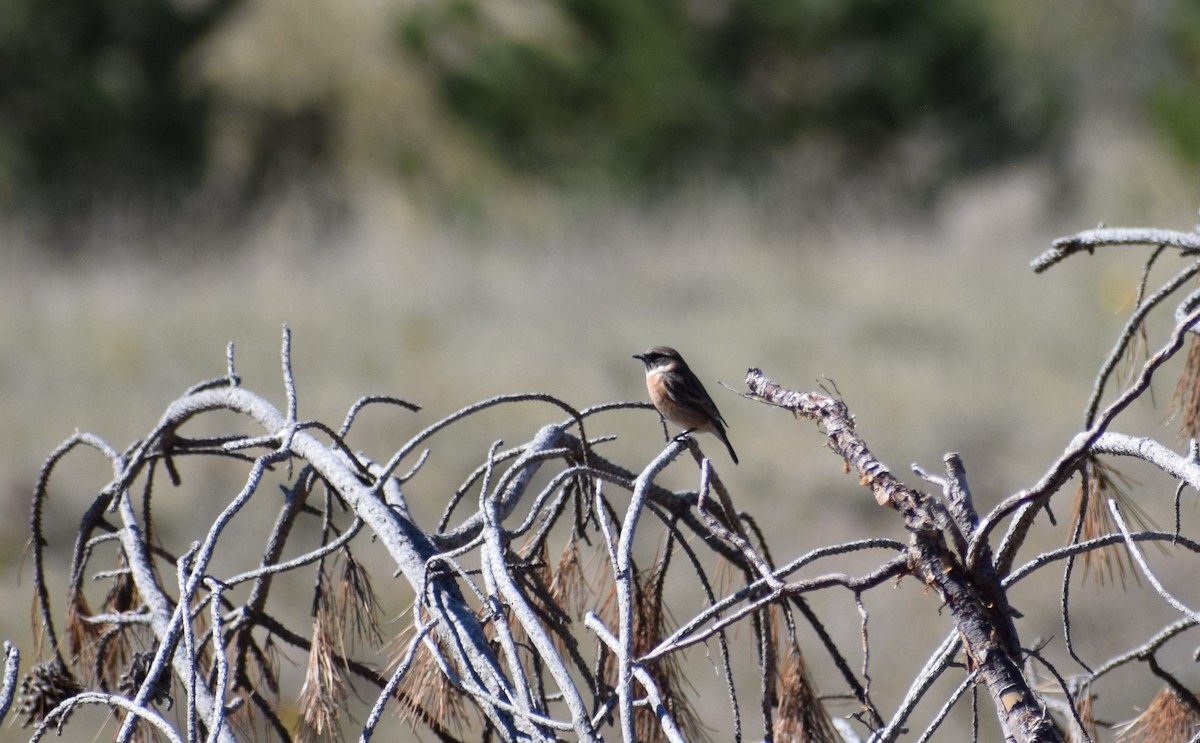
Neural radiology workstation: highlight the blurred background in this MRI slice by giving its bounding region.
[2,0,1200,739]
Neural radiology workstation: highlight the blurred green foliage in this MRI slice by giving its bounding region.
[400,0,1062,191]
[0,0,239,202]
[1149,1,1200,166]
[15,0,1192,220]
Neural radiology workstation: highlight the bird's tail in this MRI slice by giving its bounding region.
[716,427,739,465]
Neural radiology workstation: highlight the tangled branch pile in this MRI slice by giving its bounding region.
[10,219,1200,742]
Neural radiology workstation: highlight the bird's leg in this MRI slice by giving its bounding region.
[655,414,673,443]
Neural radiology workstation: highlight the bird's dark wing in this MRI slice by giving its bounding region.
[662,366,727,427]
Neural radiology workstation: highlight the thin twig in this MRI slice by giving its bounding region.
[1108,499,1200,622]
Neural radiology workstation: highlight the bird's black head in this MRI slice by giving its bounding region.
[633,346,682,370]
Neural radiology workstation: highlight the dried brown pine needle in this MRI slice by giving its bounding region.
[1118,686,1200,742]
[633,567,707,743]
[335,552,384,651]
[98,569,137,683]
[774,647,839,743]
[549,540,586,618]
[251,631,282,699]
[64,590,103,671]
[103,565,139,615]
[223,689,262,743]
[512,543,560,621]
[1122,318,1153,401]
[507,544,582,678]
[1170,334,1200,441]
[296,606,348,743]
[390,620,471,736]
[1066,681,1098,743]
[1072,458,1162,589]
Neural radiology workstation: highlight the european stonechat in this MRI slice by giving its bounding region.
[633,346,739,464]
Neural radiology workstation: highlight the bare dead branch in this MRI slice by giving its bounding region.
[0,642,19,726]
[1108,500,1200,622]
[1031,226,1200,273]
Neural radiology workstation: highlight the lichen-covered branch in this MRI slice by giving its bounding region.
[744,369,1062,743]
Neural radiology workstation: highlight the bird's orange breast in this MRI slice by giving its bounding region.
[646,371,712,431]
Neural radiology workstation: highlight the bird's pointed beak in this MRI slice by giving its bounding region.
[632,354,645,361]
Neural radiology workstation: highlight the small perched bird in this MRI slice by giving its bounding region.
[633,346,738,464]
